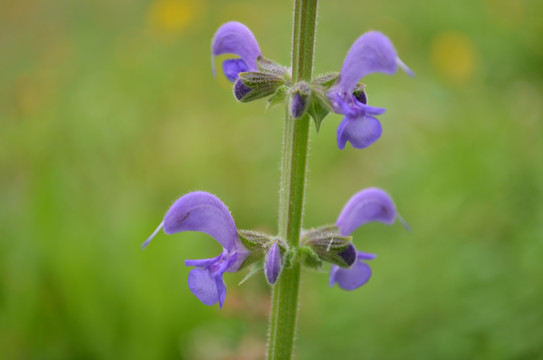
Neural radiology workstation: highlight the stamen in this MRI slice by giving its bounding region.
[397,58,415,77]
[397,213,411,231]
[141,221,164,250]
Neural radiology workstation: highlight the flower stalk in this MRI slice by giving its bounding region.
[267,0,318,359]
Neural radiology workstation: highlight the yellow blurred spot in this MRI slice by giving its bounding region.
[431,32,477,85]
[148,0,203,34]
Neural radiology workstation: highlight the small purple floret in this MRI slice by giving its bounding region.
[142,191,249,308]
[329,188,399,291]
[264,242,283,285]
[327,31,413,150]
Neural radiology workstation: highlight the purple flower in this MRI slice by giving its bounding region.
[264,242,283,285]
[142,191,250,308]
[329,188,398,290]
[211,21,261,82]
[327,31,414,150]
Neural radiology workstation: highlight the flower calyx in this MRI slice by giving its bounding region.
[237,230,284,266]
[234,56,290,103]
[300,225,357,269]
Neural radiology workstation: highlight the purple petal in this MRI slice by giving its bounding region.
[336,188,397,236]
[187,268,221,306]
[234,79,252,101]
[215,276,227,309]
[337,31,405,93]
[336,115,382,150]
[264,242,283,285]
[338,243,357,267]
[223,251,249,274]
[357,252,377,260]
[211,21,261,76]
[184,255,221,269]
[329,261,372,290]
[222,58,249,82]
[354,90,367,104]
[162,191,241,252]
[329,266,339,287]
[362,104,386,116]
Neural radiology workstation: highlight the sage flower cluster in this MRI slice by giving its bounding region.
[143,21,412,308]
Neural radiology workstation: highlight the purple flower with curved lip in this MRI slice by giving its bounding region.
[329,188,399,290]
[327,31,414,150]
[142,191,250,308]
[211,21,261,82]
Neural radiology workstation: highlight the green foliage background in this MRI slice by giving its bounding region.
[1,0,542,358]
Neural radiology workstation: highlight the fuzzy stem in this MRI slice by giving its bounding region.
[267,0,318,359]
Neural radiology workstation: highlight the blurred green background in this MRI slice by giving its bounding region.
[1,0,543,358]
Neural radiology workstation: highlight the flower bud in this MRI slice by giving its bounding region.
[289,81,311,119]
[264,242,283,285]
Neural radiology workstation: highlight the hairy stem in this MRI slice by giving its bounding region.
[267,0,318,359]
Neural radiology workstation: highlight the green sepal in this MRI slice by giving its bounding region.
[266,85,289,111]
[238,261,263,285]
[306,93,330,132]
[307,75,336,132]
[237,230,288,270]
[238,229,275,251]
[256,56,291,82]
[238,71,285,88]
[312,72,339,88]
[299,246,322,270]
[282,248,296,269]
[304,224,340,235]
[238,250,265,270]
[237,71,286,103]
[302,226,354,268]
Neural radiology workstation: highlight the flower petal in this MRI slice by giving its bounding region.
[162,191,240,252]
[222,58,249,82]
[185,255,221,269]
[211,21,261,76]
[336,115,382,150]
[329,266,339,287]
[264,242,283,285]
[187,268,221,306]
[215,276,227,309]
[337,31,405,93]
[357,252,377,261]
[336,188,397,236]
[337,243,357,267]
[233,79,252,101]
[329,261,372,291]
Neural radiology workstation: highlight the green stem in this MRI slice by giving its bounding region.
[267,0,318,359]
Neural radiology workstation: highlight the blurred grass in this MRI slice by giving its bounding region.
[1,0,543,358]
